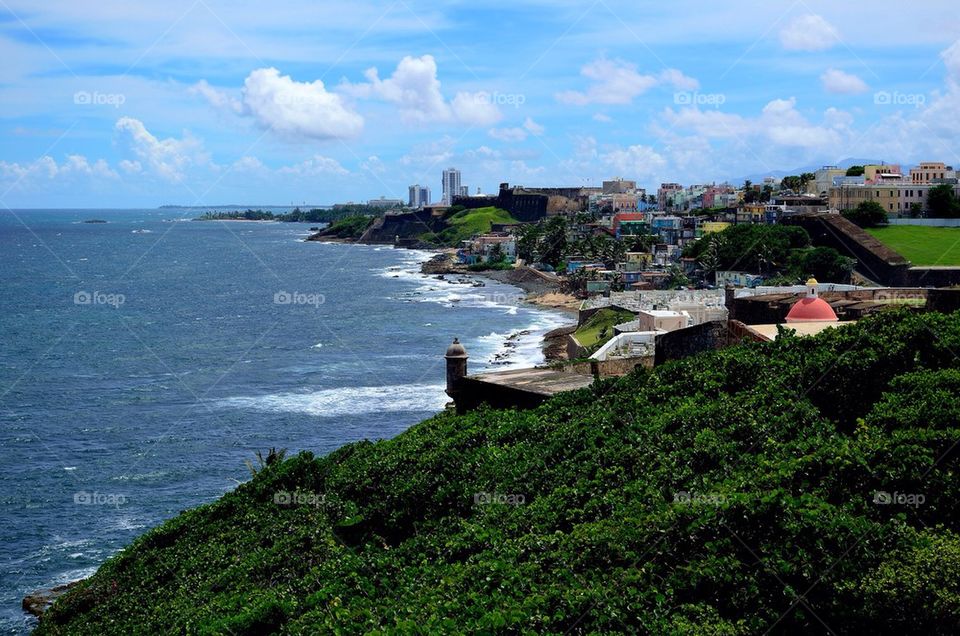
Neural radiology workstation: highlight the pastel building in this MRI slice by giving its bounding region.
[910,162,955,184]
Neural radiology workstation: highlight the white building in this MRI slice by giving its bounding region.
[442,167,462,204]
[408,184,431,208]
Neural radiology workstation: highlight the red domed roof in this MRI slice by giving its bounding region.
[785,297,838,322]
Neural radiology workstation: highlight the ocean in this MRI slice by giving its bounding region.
[0,208,570,634]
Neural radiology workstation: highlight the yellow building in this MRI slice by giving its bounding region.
[863,164,902,184]
[701,221,731,234]
[735,204,766,224]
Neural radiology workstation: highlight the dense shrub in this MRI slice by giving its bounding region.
[39,309,960,634]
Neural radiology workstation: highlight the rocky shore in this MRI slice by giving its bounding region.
[419,253,579,361]
[23,582,81,621]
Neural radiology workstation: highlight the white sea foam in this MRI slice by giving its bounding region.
[213,383,448,417]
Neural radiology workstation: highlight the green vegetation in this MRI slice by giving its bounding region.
[515,215,570,268]
[421,207,518,247]
[572,307,636,352]
[686,224,853,283]
[926,184,960,218]
[39,309,960,634]
[317,215,374,239]
[787,246,855,282]
[466,261,514,272]
[780,172,815,193]
[867,225,960,265]
[685,224,809,272]
[196,205,385,224]
[846,165,866,177]
[842,200,889,228]
[196,208,277,221]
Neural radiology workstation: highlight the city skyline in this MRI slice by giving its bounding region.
[3,2,960,207]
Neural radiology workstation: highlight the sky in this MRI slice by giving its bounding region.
[2,0,960,208]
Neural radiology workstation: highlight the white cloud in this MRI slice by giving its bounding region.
[61,154,118,179]
[821,68,868,94]
[450,90,502,126]
[190,79,243,114]
[601,144,667,179]
[664,96,849,150]
[0,156,57,182]
[118,159,142,174]
[523,117,545,136]
[193,69,363,141]
[780,14,839,51]
[658,68,700,92]
[0,154,117,186]
[361,155,386,173]
[593,113,613,123]
[278,155,349,177]
[240,68,364,140]
[230,156,267,174]
[488,126,528,142]
[341,55,501,126]
[556,58,698,105]
[399,135,457,168]
[115,117,209,181]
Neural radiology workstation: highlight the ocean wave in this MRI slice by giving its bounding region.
[212,383,448,417]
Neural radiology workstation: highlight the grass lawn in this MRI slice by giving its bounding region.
[422,207,519,246]
[574,308,637,352]
[866,225,960,266]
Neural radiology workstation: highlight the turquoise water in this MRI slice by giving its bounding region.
[0,209,569,633]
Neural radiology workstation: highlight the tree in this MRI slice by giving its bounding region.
[627,234,654,253]
[909,202,924,219]
[789,247,854,283]
[846,165,865,177]
[927,184,960,218]
[539,215,569,268]
[599,239,627,269]
[684,224,810,273]
[842,200,888,228]
[487,241,505,264]
[664,264,690,289]
[697,236,722,283]
[515,224,541,262]
[780,175,813,193]
[780,176,799,192]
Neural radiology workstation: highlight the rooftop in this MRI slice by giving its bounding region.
[466,367,595,396]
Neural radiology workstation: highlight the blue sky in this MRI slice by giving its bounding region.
[2,0,960,207]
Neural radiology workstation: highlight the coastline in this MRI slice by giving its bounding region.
[309,237,579,362]
[416,252,579,361]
